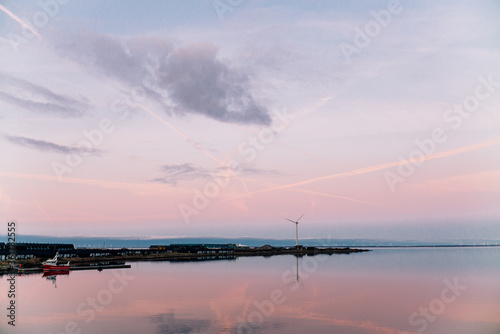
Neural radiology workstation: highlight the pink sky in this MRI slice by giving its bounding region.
[0,1,499,239]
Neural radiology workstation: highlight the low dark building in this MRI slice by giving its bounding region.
[0,242,76,260]
[150,243,237,254]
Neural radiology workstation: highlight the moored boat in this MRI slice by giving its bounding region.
[43,252,70,271]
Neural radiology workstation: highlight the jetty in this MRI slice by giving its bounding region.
[0,242,370,273]
[0,263,131,275]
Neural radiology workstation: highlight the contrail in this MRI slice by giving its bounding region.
[287,188,391,209]
[223,95,335,167]
[236,176,390,209]
[138,104,222,164]
[296,95,334,118]
[25,207,179,222]
[28,184,51,220]
[0,170,167,192]
[230,137,500,198]
[0,4,41,39]
[137,103,250,193]
[270,139,333,164]
[106,151,165,166]
[229,124,333,165]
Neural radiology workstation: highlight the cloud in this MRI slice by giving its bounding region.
[150,163,212,186]
[150,163,279,186]
[4,135,101,155]
[0,73,90,116]
[52,31,271,125]
[233,164,281,176]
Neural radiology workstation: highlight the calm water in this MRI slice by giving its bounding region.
[1,247,499,334]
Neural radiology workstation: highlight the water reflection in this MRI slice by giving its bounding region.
[296,255,299,282]
[148,312,211,334]
[42,270,70,288]
[0,248,499,334]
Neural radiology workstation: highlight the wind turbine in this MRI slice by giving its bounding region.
[285,213,305,248]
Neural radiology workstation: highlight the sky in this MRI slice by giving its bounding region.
[0,0,499,240]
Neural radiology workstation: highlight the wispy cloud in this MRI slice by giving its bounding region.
[52,31,270,125]
[4,135,101,155]
[150,163,279,186]
[0,73,90,116]
[150,163,212,186]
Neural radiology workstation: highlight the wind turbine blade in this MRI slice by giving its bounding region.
[285,218,297,223]
[296,213,305,222]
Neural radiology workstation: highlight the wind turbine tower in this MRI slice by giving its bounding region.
[285,213,305,247]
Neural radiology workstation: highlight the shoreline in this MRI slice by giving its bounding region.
[0,247,370,272]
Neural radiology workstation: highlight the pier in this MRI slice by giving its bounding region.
[0,263,131,275]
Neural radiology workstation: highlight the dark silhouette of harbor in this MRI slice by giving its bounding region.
[0,241,370,274]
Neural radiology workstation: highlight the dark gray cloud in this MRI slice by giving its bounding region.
[52,31,271,125]
[0,73,90,116]
[150,162,279,186]
[148,312,210,334]
[4,135,100,155]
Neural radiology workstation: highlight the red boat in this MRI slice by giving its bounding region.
[43,252,70,271]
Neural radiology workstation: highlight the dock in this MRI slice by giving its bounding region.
[1,263,131,275]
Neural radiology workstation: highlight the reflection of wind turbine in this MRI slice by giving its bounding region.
[285,213,305,247]
[296,255,299,282]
